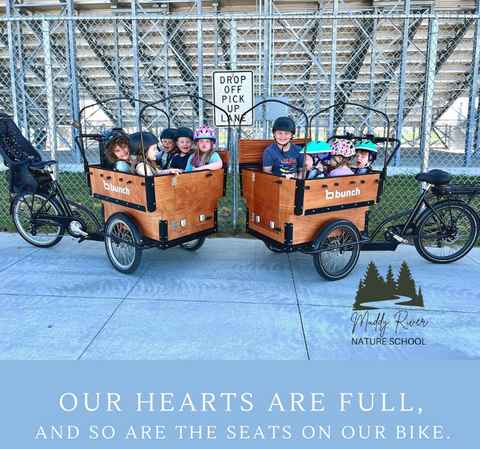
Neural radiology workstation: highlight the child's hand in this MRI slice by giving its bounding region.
[171,168,182,175]
[284,174,295,180]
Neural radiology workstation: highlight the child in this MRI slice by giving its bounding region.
[354,140,378,174]
[129,131,181,176]
[263,116,302,179]
[301,140,331,179]
[328,139,355,177]
[185,125,223,172]
[104,128,134,173]
[156,127,177,169]
[170,127,194,171]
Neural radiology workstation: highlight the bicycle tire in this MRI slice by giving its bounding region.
[105,213,142,274]
[179,237,206,251]
[414,202,479,263]
[313,220,361,281]
[12,193,64,248]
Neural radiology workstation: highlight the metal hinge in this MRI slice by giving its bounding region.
[172,177,177,186]
[172,221,177,230]
[252,172,255,182]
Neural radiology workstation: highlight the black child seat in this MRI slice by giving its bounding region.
[0,112,57,194]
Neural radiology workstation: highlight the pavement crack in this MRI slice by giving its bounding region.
[287,253,310,360]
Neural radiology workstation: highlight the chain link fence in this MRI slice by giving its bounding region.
[1,12,479,234]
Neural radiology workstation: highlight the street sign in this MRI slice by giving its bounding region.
[212,70,254,127]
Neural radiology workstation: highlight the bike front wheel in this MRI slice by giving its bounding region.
[313,220,361,281]
[12,193,64,247]
[414,202,479,263]
[105,213,142,274]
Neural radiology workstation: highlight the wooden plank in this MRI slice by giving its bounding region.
[154,175,176,224]
[289,207,368,245]
[238,138,306,165]
[103,202,161,240]
[303,172,381,212]
[90,167,146,208]
[172,171,224,239]
[218,150,230,165]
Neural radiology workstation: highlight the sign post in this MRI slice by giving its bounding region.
[213,70,254,127]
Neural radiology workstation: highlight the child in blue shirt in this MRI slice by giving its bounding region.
[263,116,302,179]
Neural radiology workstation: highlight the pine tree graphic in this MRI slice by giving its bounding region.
[384,265,397,298]
[353,261,425,310]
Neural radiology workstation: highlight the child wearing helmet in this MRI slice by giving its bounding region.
[354,140,378,174]
[263,116,302,179]
[328,139,355,177]
[156,128,177,169]
[185,126,223,172]
[170,127,194,171]
[104,128,134,173]
[130,131,182,176]
[301,140,331,179]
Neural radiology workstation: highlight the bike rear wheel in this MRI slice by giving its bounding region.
[12,193,64,247]
[105,213,142,274]
[313,220,361,281]
[414,202,478,263]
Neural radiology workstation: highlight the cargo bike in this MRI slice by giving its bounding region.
[1,95,230,274]
[238,100,480,281]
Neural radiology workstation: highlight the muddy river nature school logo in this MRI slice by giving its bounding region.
[350,261,428,346]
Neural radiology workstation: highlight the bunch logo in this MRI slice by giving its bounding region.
[325,187,361,200]
[350,261,428,346]
[103,179,131,196]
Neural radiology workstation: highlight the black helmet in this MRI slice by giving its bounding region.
[174,127,194,140]
[129,131,159,154]
[272,117,295,135]
[105,128,128,146]
[160,128,176,140]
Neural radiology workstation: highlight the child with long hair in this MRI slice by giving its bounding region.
[185,126,223,172]
[129,131,181,176]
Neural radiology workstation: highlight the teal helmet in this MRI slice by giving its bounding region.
[306,140,330,154]
[355,140,378,161]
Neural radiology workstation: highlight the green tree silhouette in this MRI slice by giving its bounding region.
[384,265,397,298]
[396,261,417,299]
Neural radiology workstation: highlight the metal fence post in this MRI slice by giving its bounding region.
[197,0,204,124]
[6,1,19,125]
[66,0,81,162]
[42,19,58,179]
[131,0,140,126]
[466,4,480,166]
[419,17,439,174]
[230,18,238,229]
[328,0,339,135]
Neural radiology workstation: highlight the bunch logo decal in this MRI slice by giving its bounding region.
[350,261,428,346]
[325,187,361,200]
[102,179,131,196]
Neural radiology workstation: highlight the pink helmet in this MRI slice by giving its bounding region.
[194,125,216,143]
[330,139,355,158]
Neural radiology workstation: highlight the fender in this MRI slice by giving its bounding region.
[414,199,480,231]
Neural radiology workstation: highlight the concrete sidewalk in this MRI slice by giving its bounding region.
[0,232,479,361]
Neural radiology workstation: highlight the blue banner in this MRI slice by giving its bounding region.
[1,361,478,448]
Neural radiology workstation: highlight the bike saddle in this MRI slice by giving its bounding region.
[29,160,57,170]
[415,169,451,186]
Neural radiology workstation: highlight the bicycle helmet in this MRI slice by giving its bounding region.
[129,131,159,154]
[272,117,295,135]
[355,140,378,161]
[330,139,355,158]
[306,140,331,158]
[194,125,217,143]
[174,127,194,140]
[160,128,176,140]
[105,128,128,146]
